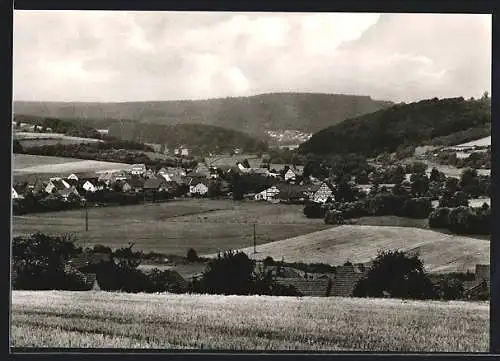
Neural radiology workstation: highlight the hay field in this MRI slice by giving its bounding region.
[12,199,331,256]
[13,154,129,175]
[205,225,490,274]
[11,291,489,351]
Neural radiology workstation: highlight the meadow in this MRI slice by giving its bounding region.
[11,290,489,352]
[14,132,102,148]
[207,224,490,274]
[13,154,129,175]
[455,136,491,148]
[12,199,331,256]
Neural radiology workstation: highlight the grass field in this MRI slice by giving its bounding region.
[12,199,331,256]
[11,291,489,351]
[207,225,490,273]
[14,132,102,148]
[13,154,129,175]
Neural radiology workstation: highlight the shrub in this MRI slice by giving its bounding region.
[324,209,345,225]
[186,248,199,262]
[428,207,451,229]
[353,249,437,300]
[303,201,327,218]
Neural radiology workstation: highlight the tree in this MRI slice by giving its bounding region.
[410,173,430,197]
[429,167,442,183]
[459,168,481,197]
[186,248,198,262]
[201,251,256,295]
[353,250,436,300]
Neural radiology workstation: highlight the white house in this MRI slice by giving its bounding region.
[181,148,189,156]
[67,173,79,181]
[190,181,209,196]
[284,168,297,182]
[129,164,146,176]
[46,178,70,193]
[82,180,97,193]
[254,185,280,201]
[12,187,22,199]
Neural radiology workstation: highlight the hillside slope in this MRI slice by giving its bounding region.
[107,122,268,154]
[13,93,393,137]
[299,96,491,156]
[206,225,489,273]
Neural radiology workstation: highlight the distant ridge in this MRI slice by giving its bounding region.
[13,92,394,138]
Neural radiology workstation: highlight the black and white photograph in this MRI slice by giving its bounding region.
[10,10,491,352]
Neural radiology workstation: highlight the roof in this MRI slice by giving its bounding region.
[65,179,79,187]
[58,187,79,197]
[50,179,68,191]
[192,178,211,187]
[143,178,167,189]
[128,177,145,188]
[129,163,146,170]
[275,183,308,199]
[69,171,99,179]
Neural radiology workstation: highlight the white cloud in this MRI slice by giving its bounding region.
[13,11,491,103]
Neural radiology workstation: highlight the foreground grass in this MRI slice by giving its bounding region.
[12,199,330,256]
[11,291,488,352]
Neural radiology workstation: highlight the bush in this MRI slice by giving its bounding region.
[186,248,199,262]
[400,197,433,219]
[324,209,345,225]
[353,249,437,300]
[303,201,327,218]
[428,207,451,229]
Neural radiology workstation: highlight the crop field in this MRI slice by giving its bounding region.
[13,154,129,175]
[206,225,490,274]
[14,132,102,148]
[11,291,489,351]
[12,199,331,256]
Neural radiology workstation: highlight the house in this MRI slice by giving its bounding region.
[275,183,308,203]
[329,263,368,297]
[143,178,169,192]
[254,185,280,201]
[65,178,80,188]
[82,180,98,193]
[12,187,21,200]
[310,181,335,204]
[58,186,80,201]
[45,178,70,194]
[284,168,303,182]
[464,264,490,300]
[27,178,47,194]
[67,173,79,181]
[190,179,210,196]
[98,172,116,186]
[127,177,145,192]
[194,163,211,177]
[129,164,146,176]
[181,148,189,157]
[144,168,156,179]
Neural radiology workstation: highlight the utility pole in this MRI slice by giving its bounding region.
[85,201,88,232]
[253,223,256,254]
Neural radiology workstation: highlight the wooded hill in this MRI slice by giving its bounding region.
[13,93,393,138]
[299,96,491,157]
[108,121,269,155]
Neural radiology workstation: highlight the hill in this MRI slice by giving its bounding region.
[205,225,489,274]
[13,93,393,138]
[299,96,491,156]
[107,121,268,155]
[12,291,488,351]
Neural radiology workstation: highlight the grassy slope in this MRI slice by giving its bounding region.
[206,225,489,273]
[455,136,491,147]
[12,199,331,256]
[13,154,129,175]
[11,291,488,351]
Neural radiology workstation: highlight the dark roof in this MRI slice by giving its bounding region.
[275,183,308,199]
[69,171,99,179]
[65,179,79,187]
[191,178,211,187]
[58,187,79,197]
[144,178,167,189]
[68,252,112,269]
[51,179,68,191]
[128,177,145,188]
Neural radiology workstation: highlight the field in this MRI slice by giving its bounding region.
[11,291,488,351]
[206,225,490,274]
[14,132,102,148]
[13,154,129,175]
[455,136,491,147]
[12,199,332,256]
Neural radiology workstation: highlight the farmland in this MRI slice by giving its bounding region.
[455,136,491,148]
[11,291,489,351]
[12,199,331,256]
[13,154,129,175]
[14,132,102,148]
[206,225,490,274]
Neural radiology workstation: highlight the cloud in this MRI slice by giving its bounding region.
[13,11,491,103]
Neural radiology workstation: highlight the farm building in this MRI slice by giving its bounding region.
[58,186,80,200]
[284,168,303,182]
[310,181,335,203]
[45,178,70,194]
[194,163,211,177]
[11,187,22,200]
[82,180,98,193]
[254,185,280,201]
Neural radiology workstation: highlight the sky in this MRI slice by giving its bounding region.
[13,11,491,103]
